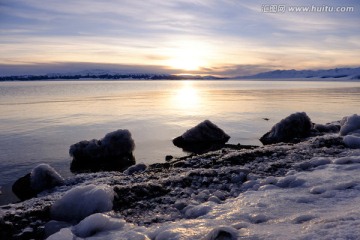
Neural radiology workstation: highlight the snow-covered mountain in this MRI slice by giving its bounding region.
[237,67,360,79]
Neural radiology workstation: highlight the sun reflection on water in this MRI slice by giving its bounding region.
[172,81,201,112]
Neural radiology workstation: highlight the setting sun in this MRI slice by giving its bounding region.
[165,40,211,71]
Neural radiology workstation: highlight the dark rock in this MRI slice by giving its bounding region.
[69,129,136,173]
[260,112,312,145]
[165,155,173,161]
[314,123,340,133]
[173,120,230,153]
[12,173,37,201]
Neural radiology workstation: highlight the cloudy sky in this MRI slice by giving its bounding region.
[0,0,359,76]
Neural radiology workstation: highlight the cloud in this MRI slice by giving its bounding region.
[0,0,359,74]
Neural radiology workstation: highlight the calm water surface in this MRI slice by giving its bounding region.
[0,80,360,187]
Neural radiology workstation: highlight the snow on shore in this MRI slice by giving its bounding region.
[1,129,360,239]
[47,151,360,239]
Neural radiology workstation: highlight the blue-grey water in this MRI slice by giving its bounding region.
[0,80,359,189]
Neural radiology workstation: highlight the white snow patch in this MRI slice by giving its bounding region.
[50,184,114,222]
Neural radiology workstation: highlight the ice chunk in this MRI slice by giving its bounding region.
[51,184,114,222]
[340,114,360,136]
[343,135,360,148]
[72,213,125,238]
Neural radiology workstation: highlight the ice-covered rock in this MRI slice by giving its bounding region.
[173,120,230,153]
[123,163,147,175]
[69,129,135,173]
[50,184,114,223]
[340,114,360,136]
[260,112,312,145]
[30,164,64,192]
[338,114,360,148]
[12,164,64,201]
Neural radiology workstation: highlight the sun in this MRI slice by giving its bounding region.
[168,57,203,71]
[165,40,211,71]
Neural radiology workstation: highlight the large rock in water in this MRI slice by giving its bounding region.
[69,129,135,173]
[12,164,64,201]
[260,112,312,145]
[173,120,230,153]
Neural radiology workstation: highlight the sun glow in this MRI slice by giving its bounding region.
[165,40,211,71]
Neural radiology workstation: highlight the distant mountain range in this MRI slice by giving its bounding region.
[237,67,360,79]
[0,67,359,81]
[0,73,225,81]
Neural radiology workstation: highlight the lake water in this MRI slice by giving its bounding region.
[0,80,360,188]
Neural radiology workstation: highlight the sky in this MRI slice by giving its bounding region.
[0,0,359,76]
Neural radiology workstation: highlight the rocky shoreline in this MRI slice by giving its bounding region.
[1,113,360,239]
[0,133,351,239]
